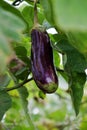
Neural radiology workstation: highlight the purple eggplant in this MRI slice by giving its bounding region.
[31,28,58,93]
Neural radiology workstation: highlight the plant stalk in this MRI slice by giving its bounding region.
[34,0,39,27]
[6,77,33,92]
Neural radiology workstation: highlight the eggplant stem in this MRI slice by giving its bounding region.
[34,0,39,26]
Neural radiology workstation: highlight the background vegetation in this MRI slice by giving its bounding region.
[0,0,87,129]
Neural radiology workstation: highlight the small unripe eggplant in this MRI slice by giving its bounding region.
[31,28,58,93]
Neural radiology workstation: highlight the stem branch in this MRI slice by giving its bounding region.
[6,77,33,92]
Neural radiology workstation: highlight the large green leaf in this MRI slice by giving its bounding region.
[66,32,87,57]
[40,0,54,25]
[53,36,87,114]
[0,7,25,74]
[69,72,86,115]
[0,91,12,121]
[53,36,87,73]
[0,0,27,25]
[41,0,87,57]
[0,8,25,41]
[41,0,87,31]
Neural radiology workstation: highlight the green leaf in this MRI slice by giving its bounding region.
[40,0,54,25]
[0,51,9,75]
[18,87,29,124]
[0,0,27,25]
[15,46,27,57]
[69,72,86,115]
[0,74,11,90]
[38,5,45,25]
[22,6,34,31]
[55,37,87,73]
[44,0,87,31]
[41,0,87,58]
[66,32,87,57]
[54,36,87,115]
[18,87,36,129]
[13,46,31,80]
[15,67,29,80]
[53,50,60,67]
[14,46,31,66]
[18,87,28,109]
[0,8,25,41]
[0,7,25,74]
[9,63,29,80]
[0,91,12,121]
[39,90,46,99]
[15,36,31,57]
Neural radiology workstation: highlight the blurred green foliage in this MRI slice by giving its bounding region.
[0,0,87,130]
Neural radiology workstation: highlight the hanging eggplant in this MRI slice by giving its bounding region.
[31,28,58,93]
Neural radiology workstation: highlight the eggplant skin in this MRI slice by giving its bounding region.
[31,29,58,93]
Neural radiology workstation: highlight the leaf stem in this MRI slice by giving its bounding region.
[6,77,33,92]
